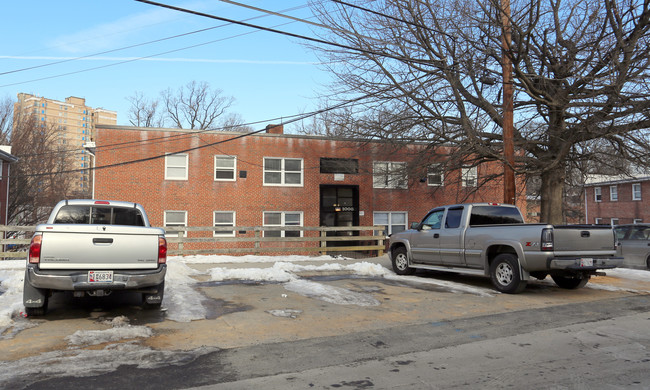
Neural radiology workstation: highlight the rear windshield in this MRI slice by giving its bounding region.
[469,206,524,226]
[53,205,145,226]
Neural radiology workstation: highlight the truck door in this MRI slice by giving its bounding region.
[438,206,465,266]
[410,209,444,264]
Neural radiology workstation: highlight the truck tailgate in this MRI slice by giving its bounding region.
[38,225,162,270]
[552,226,617,253]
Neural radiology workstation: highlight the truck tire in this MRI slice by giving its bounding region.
[646,256,650,270]
[23,273,49,316]
[142,281,164,309]
[551,274,590,289]
[489,253,527,294]
[391,246,415,275]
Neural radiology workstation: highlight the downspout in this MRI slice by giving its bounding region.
[584,188,588,224]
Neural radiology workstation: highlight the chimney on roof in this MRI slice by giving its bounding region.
[266,124,284,134]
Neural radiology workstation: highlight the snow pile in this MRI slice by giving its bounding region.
[284,279,380,306]
[162,259,207,323]
[65,316,153,346]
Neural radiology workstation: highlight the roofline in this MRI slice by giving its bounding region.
[94,124,437,146]
[584,176,650,186]
[0,149,18,163]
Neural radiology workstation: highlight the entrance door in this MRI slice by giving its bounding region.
[320,185,359,247]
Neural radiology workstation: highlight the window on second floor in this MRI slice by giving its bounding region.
[461,166,478,187]
[594,187,602,202]
[632,183,642,200]
[427,163,444,186]
[609,185,618,201]
[264,157,303,186]
[373,161,407,189]
[320,158,358,174]
[165,153,188,180]
[214,156,236,181]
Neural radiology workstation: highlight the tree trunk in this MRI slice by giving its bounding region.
[539,169,566,224]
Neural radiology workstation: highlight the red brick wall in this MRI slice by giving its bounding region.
[585,181,650,224]
[94,125,526,252]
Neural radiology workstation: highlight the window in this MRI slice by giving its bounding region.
[632,183,642,200]
[213,211,235,237]
[421,209,444,229]
[609,185,618,201]
[461,166,478,187]
[320,158,358,174]
[264,158,303,186]
[610,218,619,226]
[165,153,188,180]
[445,207,464,228]
[594,218,602,224]
[634,219,643,224]
[214,156,236,181]
[263,211,302,237]
[594,187,602,202]
[427,164,444,186]
[164,210,187,237]
[374,212,408,235]
[53,206,144,226]
[373,161,407,189]
[469,206,524,226]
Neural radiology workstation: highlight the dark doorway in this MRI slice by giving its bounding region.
[320,185,360,247]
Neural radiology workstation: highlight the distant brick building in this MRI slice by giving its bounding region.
[584,174,650,225]
[93,124,525,252]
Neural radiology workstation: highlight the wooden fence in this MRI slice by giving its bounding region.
[0,225,387,259]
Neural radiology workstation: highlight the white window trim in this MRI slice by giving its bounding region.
[594,187,602,202]
[373,161,408,189]
[461,166,478,187]
[610,218,619,226]
[213,211,236,237]
[263,157,304,187]
[165,153,188,180]
[594,217,602,224]
[164,210,187,237]
[214,155,237,182]
[427,163,444,187]
[262,211,304,237]
[609,185,618,201]
[632,183,642,201]
[373,211,408,235]
[634,219,643,224]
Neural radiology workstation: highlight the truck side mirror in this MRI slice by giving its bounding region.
[411,222,420,230]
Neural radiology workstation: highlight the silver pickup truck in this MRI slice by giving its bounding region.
[388,203,622,293]
[23,199,167,316]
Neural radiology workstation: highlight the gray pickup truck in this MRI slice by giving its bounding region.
[23,199,167,316]
[388,203,622,293]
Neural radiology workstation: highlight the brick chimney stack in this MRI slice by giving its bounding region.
[266,124,284,134]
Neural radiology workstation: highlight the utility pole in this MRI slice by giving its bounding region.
[501,0,516,204]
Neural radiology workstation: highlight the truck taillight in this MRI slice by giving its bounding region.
[541,228,553,251]
[158,237,167,264]
[29,234,43,264]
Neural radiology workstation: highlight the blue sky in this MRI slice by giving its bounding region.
[1,1,332,131]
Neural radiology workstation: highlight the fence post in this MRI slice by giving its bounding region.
[254,228,261,255]
[377,226,385,256]
[177,231,184,253]
[320,230,327,255]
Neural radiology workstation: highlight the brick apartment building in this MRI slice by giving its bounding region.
[584,174,650,225]
[93,124,525,252]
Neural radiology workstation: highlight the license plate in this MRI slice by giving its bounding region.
[88,271,113,283]
[580,258,594,267]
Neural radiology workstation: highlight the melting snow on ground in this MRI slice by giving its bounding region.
[1,255,649,388]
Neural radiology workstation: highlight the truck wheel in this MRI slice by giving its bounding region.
[489,253,527,294]
[551,274,590,289]
[391,247,415,275]
[142,281,164,309]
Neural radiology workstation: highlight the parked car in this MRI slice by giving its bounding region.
[614,224,650,269]
[388,203,622,293]
[23,200,167,316]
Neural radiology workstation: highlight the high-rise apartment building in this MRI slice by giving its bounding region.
[14,93,117,196]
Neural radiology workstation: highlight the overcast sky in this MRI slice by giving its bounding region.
[1,1,332,131]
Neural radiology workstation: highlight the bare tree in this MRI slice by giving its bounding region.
[309,0,650,223]
[160,81,236,130]
[126,91,164,127]
[9,107,74,225]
